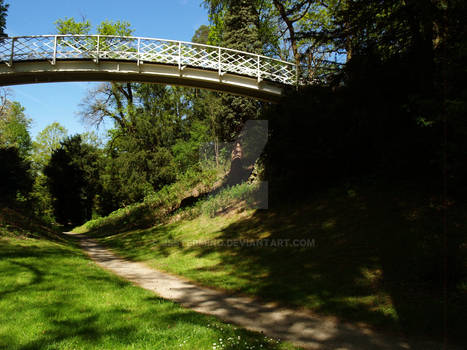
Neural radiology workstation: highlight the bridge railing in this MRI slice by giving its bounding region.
[0,35,297,85]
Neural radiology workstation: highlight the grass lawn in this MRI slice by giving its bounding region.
[0,225,298,349]
[84,182,466,346]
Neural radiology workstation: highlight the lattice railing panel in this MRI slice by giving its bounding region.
[0,35,297,85]
[0,38,12,61]
[221,49,257,77]
[14,36,55,60]
[180,43,219,70]
[260,57,296,85]
[139,39,179,64]
[99,37,138,60]
[56,36,96,59]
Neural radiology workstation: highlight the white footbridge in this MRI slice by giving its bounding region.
[0,35,297,101]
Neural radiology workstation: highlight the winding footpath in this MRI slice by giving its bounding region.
[69,233,457,350]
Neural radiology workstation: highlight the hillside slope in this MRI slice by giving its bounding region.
[78,180,467,347]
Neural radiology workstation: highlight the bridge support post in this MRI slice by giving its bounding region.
[137,38,141,66]
[178,41,181,71]
[257,55,262,83]
[218,47,222,80]
[8,38,15,67]
[94,35,100,64]
[51,36,57,65]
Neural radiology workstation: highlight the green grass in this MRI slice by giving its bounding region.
[84,181,466,345]
[197,182,268,217]
[74,168,219,235]
[0,222,298,349]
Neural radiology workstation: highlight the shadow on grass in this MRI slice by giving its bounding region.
[0,240,141,349]
[181,181,466,346]
[73,180,465,348]
[0,260,43,298]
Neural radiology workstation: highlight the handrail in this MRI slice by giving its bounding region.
[0,35,297,86]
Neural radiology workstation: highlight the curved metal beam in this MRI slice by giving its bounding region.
[0,35,296,101]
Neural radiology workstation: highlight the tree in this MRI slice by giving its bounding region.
[0,101,32,158]
[0,0,8,36]
[186,26,226,169]
[220,0,262,141]
[45,135,100,226]
[203,0,342,81]
[0,147,32,204]
[201,0,266,189]
[203,0,263,142]
[222,0,262,52]
[53,18,176,206]
[272,0,341,80]
[29,122,68,221]
[182,89,225,169]
[96,84,187,205]
[55,17,91,35]
[31,122,68,169]
[192,24,210,45]
[272,0,309,66]
[96,20,133,36]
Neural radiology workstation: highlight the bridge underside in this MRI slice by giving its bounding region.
[0,60,285,102]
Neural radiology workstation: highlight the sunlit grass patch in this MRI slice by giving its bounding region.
[0,236,298,350]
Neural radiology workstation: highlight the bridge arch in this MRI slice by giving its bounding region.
[0,35,296,102]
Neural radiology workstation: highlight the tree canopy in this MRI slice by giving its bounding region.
[0,0,8,36]
[0,101,32,158]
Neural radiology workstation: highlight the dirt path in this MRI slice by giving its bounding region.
[72,234,455,350]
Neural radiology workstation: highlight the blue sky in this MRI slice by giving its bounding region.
[5,0,209,139]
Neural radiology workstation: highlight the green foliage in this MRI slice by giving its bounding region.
[203,0,276,53]
[92,84,196,207]
[78,71,229,208]
[44,135,101,226]
[0,147,32,204]
[96,20,133,36]
[104,146,177,205]
[203,0,340,76]
[255,0,467,199]
[191,24,210,44]
[0,99,34,206]
[203,1,225,46]
[55,17,91,35]
[223,0,262,53]
[205,0,264,141]
[31,122,67,169]
[172,119,209,171]
[0,101,32,158]
[29,173,55,224]
[0,0,8,36]
[0,207,61,240]
[28,122,68,223]
[80,130,103,148]
[330,1,440,61]
[75,168,218,235]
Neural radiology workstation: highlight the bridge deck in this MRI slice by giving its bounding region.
[0,35,296,101]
